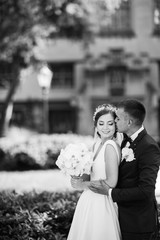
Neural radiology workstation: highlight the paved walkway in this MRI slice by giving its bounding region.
[0,169,160,203]
[0,170,73,193]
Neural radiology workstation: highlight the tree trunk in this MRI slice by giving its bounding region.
[0,72,20,137]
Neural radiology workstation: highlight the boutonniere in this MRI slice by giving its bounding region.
[122,142,135,162]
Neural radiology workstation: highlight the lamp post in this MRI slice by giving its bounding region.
[37,64,53,134]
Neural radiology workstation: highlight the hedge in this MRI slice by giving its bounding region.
[0,134,93,171]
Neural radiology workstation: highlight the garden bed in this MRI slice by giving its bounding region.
[0,190,81,240]
[0,190,160,240]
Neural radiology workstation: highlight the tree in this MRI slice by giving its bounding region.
[0,0,125,136]
[0,0,91,136]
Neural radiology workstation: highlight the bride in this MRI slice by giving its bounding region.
[67,104,122,240]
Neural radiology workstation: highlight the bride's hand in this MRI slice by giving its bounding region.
[71,177,83,189]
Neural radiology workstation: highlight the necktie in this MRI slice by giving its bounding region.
[121,134,132,149]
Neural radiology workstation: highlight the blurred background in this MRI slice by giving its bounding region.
[0,0,160,188]
[1,1,160,239]
[0,0,160,139]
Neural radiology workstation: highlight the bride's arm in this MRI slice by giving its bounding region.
[89,144,119,194]
[103,144,119,188]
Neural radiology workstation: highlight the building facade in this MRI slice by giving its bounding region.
[0,0,160,139]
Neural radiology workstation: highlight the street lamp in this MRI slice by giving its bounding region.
[37,64,53,134]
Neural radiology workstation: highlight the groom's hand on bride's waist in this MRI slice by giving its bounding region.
[89,180,110,195]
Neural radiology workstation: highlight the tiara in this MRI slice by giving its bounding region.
[93,104,116,122]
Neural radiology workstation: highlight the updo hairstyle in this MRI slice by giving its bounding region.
[93,104,117,127]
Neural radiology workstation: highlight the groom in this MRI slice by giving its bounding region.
[89,99,160,240]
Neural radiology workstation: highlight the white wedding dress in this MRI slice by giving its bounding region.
[67,139,121,240]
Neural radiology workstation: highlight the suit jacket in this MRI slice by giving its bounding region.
[112,129,160,233]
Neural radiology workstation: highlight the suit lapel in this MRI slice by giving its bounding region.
[119,129,147,166]
[130,128,147,149]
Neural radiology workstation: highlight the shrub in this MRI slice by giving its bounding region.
[0,190,81,239]
[12,152,42,171]
[0,190,160,239]
[0,133,93,171]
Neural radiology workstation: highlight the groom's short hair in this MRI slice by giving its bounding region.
[118,99,146,126]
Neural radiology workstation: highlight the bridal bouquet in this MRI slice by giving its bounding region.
[56,143,93,177]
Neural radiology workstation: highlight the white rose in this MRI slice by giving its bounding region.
[122,147,135,162]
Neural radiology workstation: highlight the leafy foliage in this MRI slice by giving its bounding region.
[0,0,120,63]
[0,0,92,63]
[0,190,81,239]
[0,133,93,171]
[0,0,38,63]
[0,0,93,136]
[0,190,160,239]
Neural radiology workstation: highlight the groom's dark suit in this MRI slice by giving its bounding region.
[112,129,160,237]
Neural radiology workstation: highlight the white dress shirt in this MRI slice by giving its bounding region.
[130,125,144,141]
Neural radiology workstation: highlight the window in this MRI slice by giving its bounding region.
[10,110,25,127]
[50,63,74,88]
[49,109,76,133]
[108,66,126,96]
[154,0,160,35]
[99,0,132,36]
[87,71,105,88]
[10,103,34,128]
[0,61,13,88]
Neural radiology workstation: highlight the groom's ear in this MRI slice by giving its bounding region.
[128,119,133,126]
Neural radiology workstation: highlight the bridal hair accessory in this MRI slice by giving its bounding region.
[93,104,116,122]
